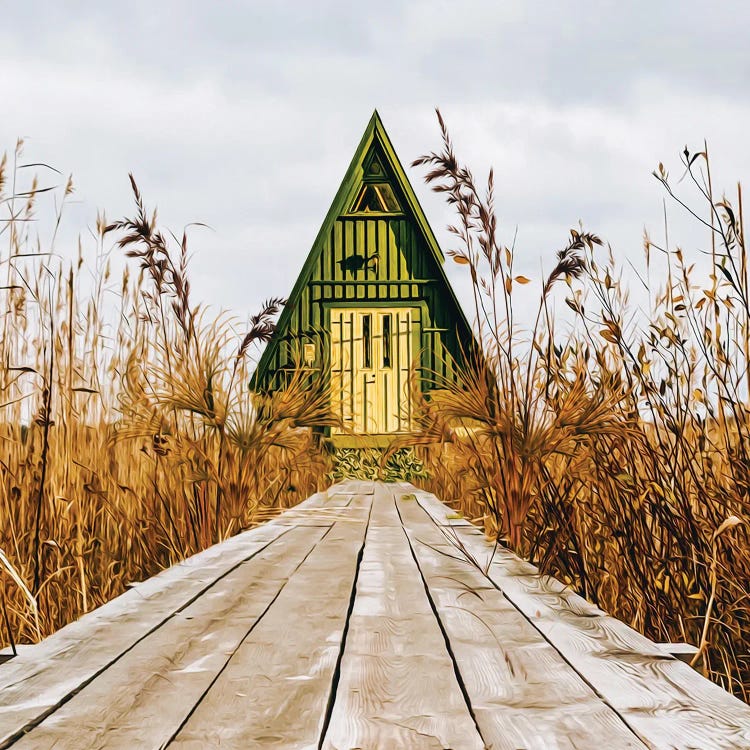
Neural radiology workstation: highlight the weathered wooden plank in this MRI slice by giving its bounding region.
[167,492,372,749]
[395,485,646,749]
[6,480,745,749]
[0,488,338,747]
[328,480,375,496]
[9,523,332,749]
[0,532,288,747]
[412,486,750,750]
[321,483,484,750]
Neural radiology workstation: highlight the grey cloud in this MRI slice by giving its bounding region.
[1,1,748,329]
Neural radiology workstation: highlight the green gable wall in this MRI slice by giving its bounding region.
[252,111,473,396]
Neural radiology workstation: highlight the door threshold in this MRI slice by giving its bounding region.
[328,434,412,449]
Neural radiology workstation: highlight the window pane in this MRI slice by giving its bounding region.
[350,182,401,213]
[382,314,391,368]
[362,314,371,369]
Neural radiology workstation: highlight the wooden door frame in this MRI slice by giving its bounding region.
[324,300,426,448]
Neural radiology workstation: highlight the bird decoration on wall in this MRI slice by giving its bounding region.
[338,252,379,276]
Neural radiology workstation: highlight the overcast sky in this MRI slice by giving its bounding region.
[3,1,750,334]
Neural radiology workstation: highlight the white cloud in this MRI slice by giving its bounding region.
[1,1,748,335]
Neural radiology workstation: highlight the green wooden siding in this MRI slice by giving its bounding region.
[259,217,464,386]
[252,111,474,398]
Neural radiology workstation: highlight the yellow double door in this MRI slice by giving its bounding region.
[330,307,415,435]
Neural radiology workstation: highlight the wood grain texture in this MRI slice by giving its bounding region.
[9,523,331,749]
[0,488,334,747]
[3,481,747,749]
[411,486,750,750]
[0,529,292,747]
[167,492,372,749]
[321,483,485,750]
[252,111,474,410]
[395,485,645,749]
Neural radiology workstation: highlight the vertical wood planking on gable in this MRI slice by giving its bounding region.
[332,221,342,300]
[259,190,471,397]
[252,112,475,399]
[367,220,376,299]
[311,281,321,330]
[299,289,307,340]
[404,231,412,279]
[379,240,387,290]
[400,218,410,279]
[387,219,398,283]
[317,230,324,281]
[358,219,366,281]
[407,220,417,277]
[404,222,412,277]
[410,222,420,279]
[376,218,386,283]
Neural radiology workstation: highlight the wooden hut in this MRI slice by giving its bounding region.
[252,111,473,447]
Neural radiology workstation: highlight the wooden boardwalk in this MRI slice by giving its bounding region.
[1,482,749,749]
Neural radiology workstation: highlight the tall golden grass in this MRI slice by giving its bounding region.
[3,122,748,704]
[0,143,332,649]
[410,112,750,700]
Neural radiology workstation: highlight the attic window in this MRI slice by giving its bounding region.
[351,183,401,213]
[366,157,385,178]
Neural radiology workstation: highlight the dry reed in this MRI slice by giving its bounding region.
[410,111,750,700]
[0,147,332,647]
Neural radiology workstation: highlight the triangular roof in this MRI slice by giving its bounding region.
[252,110,472,387]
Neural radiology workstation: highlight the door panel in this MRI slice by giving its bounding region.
[330,307,415,434]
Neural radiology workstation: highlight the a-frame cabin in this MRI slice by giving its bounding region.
[252,111,473,447]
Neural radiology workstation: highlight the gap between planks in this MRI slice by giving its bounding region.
[9,524,334,750]
[395,485,647,749]
[320,483,485,750]
[409,484,750,750]
[164,492,373,748]
[0,485,365,749]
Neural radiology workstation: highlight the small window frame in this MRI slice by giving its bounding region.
[362,314,372,369]
[382,314,392,368]
[349,182,402,214]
